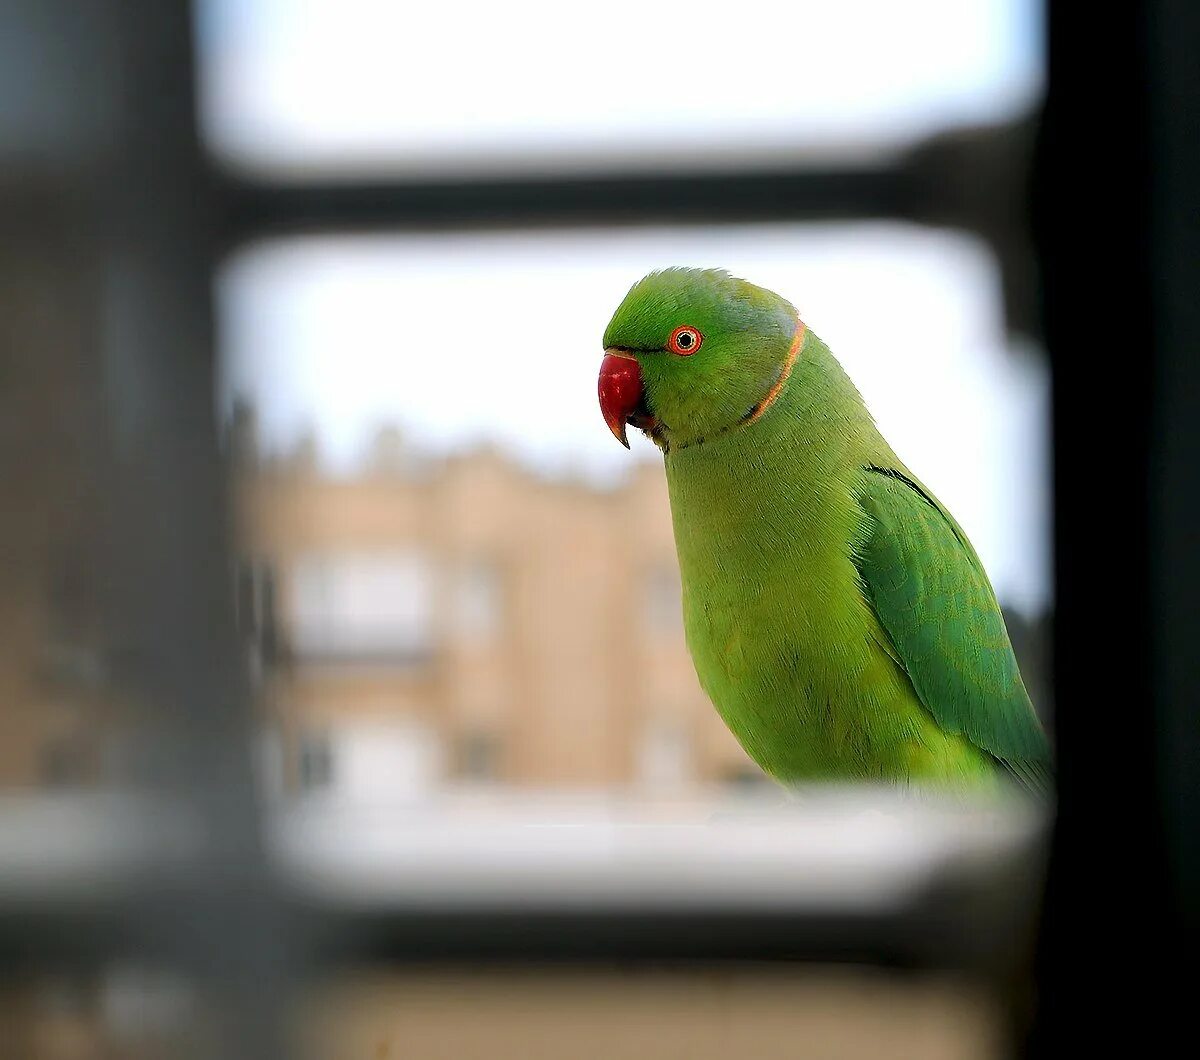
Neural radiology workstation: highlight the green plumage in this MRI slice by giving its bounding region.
[603,268,1052,794]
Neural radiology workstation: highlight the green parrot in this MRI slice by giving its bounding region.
[597,268,1051,794]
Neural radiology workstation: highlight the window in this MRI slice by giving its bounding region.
[454,561,502,642]
[297,731,333,792]
[313,721,442,801]
[644,564,683,633]
[635,719,692,789]
[457,732,501,783]
[13,0,1149,1054]
[235,557,279,674]
[289,551,433,661]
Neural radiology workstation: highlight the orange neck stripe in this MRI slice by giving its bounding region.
[745,319,806,427]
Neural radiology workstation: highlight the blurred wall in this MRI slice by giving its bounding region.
[231,412,758,796]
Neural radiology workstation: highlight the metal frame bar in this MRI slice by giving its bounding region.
[216,118,1037,337]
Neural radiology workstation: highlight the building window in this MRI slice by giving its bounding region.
[234,557,280,670]
[725,765,773,791]
[455,560,502,641]
[635,719,691,790]
[644,564,683,632]
[458,732,501,782]
[289,550,433,661]
[297,731,334,792]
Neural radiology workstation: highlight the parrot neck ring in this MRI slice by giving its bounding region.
[740,318,806,429]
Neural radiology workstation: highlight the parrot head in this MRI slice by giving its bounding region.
[598,268,801,451]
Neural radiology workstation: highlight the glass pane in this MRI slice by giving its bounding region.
[197,0,1042,176]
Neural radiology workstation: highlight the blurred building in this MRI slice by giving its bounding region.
[230,406,756,799]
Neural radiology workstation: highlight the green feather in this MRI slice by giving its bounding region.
[602,268,1053,795]
[854,466,1053,793]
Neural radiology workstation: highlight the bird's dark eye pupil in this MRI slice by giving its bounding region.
[679,333,693,347]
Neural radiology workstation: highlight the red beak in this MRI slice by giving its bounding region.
[597,350,652,446]
[598,352,646,448]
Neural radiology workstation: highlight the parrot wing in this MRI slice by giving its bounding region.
[854,465,1053,794]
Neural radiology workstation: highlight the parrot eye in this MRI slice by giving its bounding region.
[667,325,703,356]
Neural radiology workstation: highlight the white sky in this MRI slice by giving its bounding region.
[202,0,1049,612]
[217,224,1050,613]
[197,0,1041,175]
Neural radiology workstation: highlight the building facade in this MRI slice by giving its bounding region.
[233,420,757,798]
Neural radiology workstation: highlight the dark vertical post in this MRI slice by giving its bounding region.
[1147,0,1200,951]
[0,0,288,1053]
[1032,0,1200,1052]
[98,3,289,1056]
